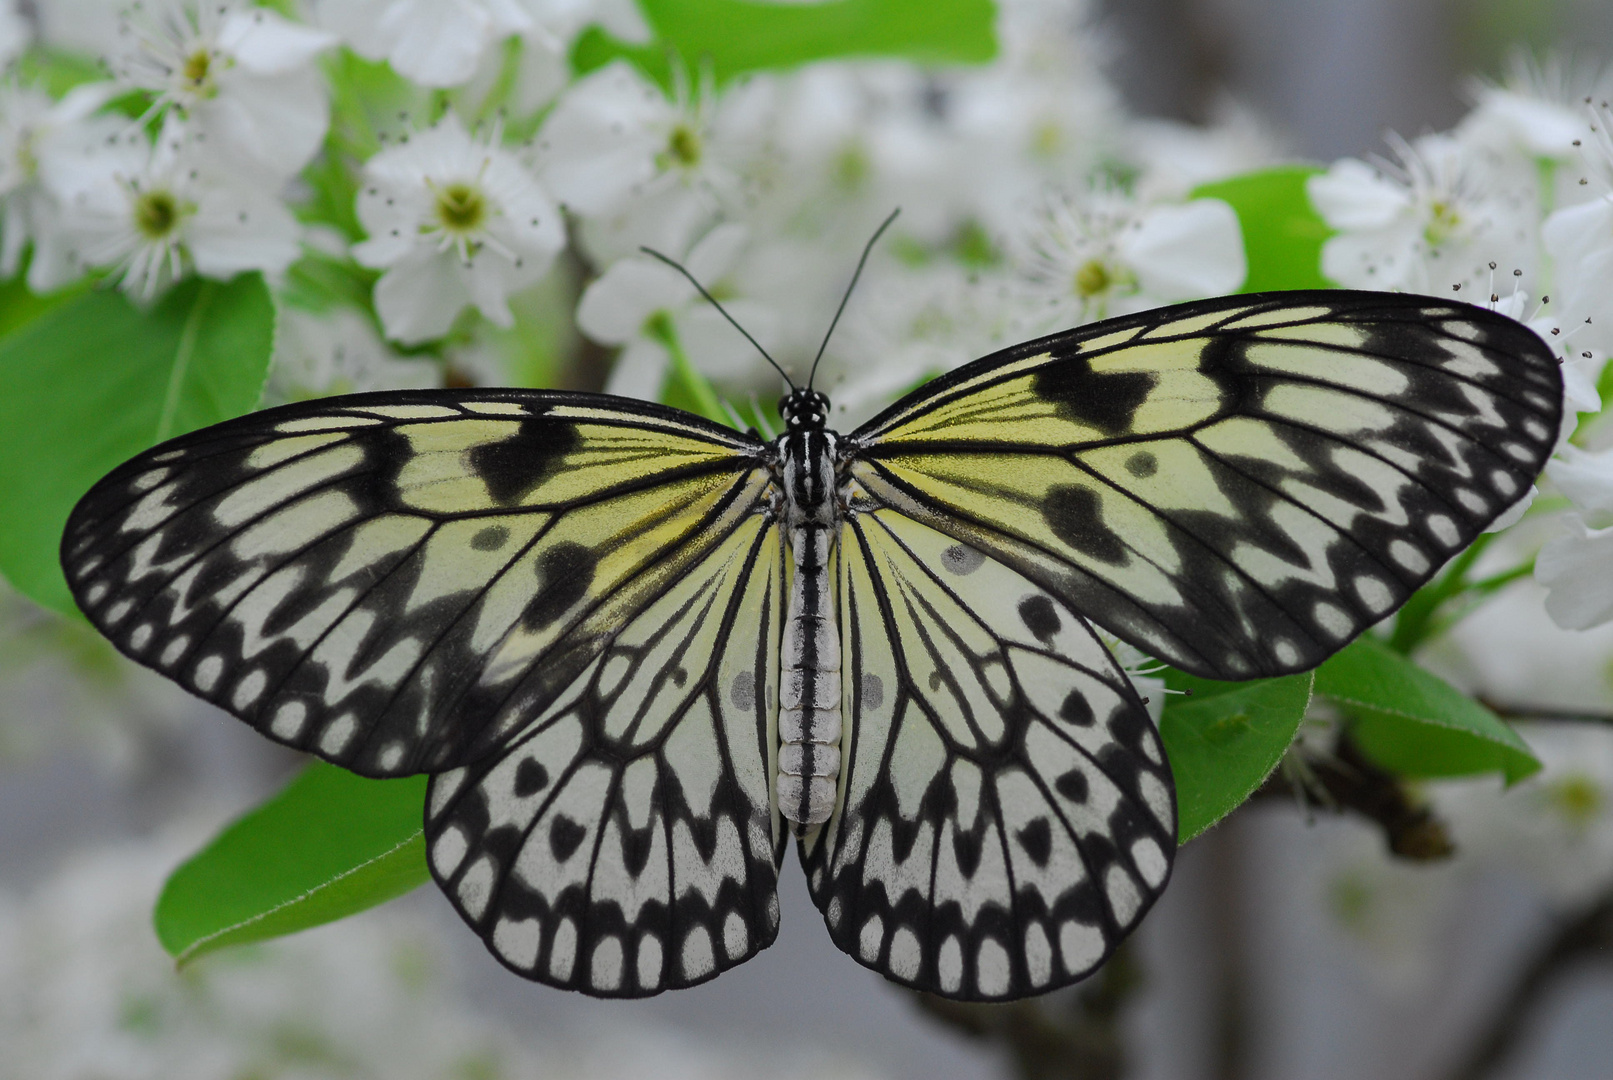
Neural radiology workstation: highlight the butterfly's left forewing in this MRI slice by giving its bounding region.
[801,498,1174,1000]
[425,511,787,996]
[847,292,1561,681]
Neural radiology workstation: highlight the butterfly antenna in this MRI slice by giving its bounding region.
[807,208,900,390]
[639,246,795,390]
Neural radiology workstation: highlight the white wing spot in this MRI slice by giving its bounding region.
[493,917,542,969]
[590,936,624,991]
[269,701,308,740]
[457,856,495,920]
[1272,639,1300,666]
[1060,921,1105,974]
[1105,865,1143,926]
[159,635,190,667]
[1025,923,1053,988]
[1492,469,1519,496]
[723,911,749,960]
[889,927,922,982]
[859,914,884,961]
[194,654,224,692]
[431,825,469,876]
[1428,514,1460,547]
[549,918,578,981]
[1389,540,1429,573]
[319,713,358,756]
[938,936,964,994]
[232,669,267,710]
[1354,575,1394,614]
[105,599,134,626]
[637,933,664,990]
[378,741,405,771]
[1455,489,1488,514]
[681,925,714,980]
[1131,837,1168,887]
[85,582,108,605]
[129,623,153,650]
[826,896,843,929]
[976,939,1010,997]
[1312,601,1352,640]
[1501,442,1535,463]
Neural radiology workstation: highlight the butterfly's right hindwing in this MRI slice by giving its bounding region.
[60,390,769,778]
[425,515,787,995]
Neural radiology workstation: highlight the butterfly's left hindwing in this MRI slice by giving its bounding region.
[849,292,1561,680]
[61,390,769,778]
[801,500,1174,1001]
[425,516,787,996]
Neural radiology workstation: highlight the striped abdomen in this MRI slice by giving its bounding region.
[778,523,842,827]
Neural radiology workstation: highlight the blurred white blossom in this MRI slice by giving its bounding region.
[266,306,442,405]
[0,81,120,285]
[316,0,532,88]
[111,1,336,178]
[0,0,28,67]
[37,117,300,298]
[1310,133,1536,296]
[577,222,778,399]
[352,113,564,344]
[1015,189,1246,326]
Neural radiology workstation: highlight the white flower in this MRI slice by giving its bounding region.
[315,0,532,88]
[111,1,336,178]
[0,80,121,284]
[37,117,301,298]
[1458,56,1593,160]
[352,113,564,344]
[576,222,778,400]
[1015,188,1246,326]
[266,305,441,405]
[1309,133,1536,296]
[0,0,29,68]
[1537,515,1613,630]
[1436,724,1613,906]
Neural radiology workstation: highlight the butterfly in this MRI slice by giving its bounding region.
[60,278,1559,1001]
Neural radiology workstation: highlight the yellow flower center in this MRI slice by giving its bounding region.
[666,124,701,168]
[1074,259,1112,298]
[1425,200,1461,247]
[134,190,182,240]
[1546,773,1604,829]
[434,182,487,233]
[181,48,219,98]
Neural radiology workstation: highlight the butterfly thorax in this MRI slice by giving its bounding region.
[773,390,844,829]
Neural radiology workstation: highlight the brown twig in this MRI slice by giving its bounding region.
[1255,733,1454,860]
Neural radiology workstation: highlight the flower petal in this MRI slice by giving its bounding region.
[1119,199,1246,301]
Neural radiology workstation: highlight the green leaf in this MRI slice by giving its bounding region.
[155,763,430,965]
[0,275,274,616]
[1315,635,1541,783]
[1192,166,1334,293]
[1160,670,1313,842]
[573,0,997,88]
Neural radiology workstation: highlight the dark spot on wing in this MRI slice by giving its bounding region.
[549,815,587,861]
[1055,768,1090,803]
[471,525,510,550]
[1018,595,1061,642]
[1059,690,1095,727]
[513,758,549,797]
[1044,485,1128,565]
[469,418,581,505]
[525,542,595,630]
[1125,451,1158,478]
[1016,818,1053,866]
[1033,357,1157,436]
[941,543,985,575]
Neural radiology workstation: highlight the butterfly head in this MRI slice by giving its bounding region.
[780,389,831,432]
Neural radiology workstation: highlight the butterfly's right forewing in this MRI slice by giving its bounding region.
[61,390,770,778]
